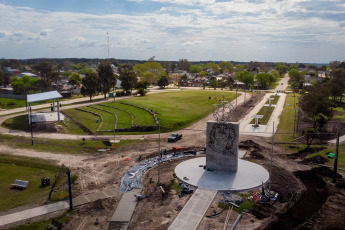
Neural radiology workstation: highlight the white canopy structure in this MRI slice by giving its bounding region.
[27,91,63,123]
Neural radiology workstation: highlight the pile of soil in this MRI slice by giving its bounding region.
[240,140,266,160]
[266,169,329,230]
[300,155,329,165]
[311,166,343,180]
[289,147,327,159]
[32,122,63,132]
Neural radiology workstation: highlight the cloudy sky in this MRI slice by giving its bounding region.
[0,0,345,63]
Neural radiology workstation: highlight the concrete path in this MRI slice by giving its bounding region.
[108,189,141,230]
[328,135,345,144]
[0,187,116,228]
[168,188,217,230]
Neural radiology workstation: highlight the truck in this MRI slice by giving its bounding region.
[168,133,182,142]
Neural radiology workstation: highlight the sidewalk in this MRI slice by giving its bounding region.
[168,188,217,230]
[0,187,116,228]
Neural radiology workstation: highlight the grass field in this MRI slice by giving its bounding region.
[275,93,299,143]
[0,133,151,154]
[0,154,65,212]
[119,90,236,132]
[266,95,280,105]
[249,106,275,125]
[103,102,155,127]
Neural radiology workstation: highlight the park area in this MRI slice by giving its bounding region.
[2,91,237,134]
[0,89,345,230]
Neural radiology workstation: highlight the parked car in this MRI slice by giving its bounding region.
[168,133,182,142]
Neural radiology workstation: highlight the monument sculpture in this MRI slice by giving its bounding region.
[206,97,239,172]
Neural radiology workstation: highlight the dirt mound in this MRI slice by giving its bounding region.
[266,170,329,230]
[300,155,329,165]
[312,166,343,180]
[240,140,266,160]
[252,203,276,219]
[289,147,327,159]
[239,140,260,149]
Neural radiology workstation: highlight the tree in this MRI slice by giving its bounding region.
[177,59,191,71]
[275,63,289,75]
[234,64,245,73]
[118,64,137,94]
[209,78,218,90]
[329,61,341,70]
[48,165,68,201]
[256,73,270,89]
[312,113,331,131]
[158,72,169,88]
[189,65,202,73]
[302,128,320,149]
[68,73,82,86]
[299,82,333,128]
[33,62,53,84]
[97,60,116,98]
[237,71,254,89]
[136,81,150,96]
[81,72,100,101]
[0,71,4,87]
[199,71,207,76]
[10,75,38,94]
[220,62,234,73]
[206,63,220,75]
[63,70,72,78]
[328,68,345,102]
[288,69,303,89]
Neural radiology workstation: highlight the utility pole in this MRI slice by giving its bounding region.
[107,32,110,60]
[268,122,274,201]
[157,113,161,185]
[30,107,33,145]
[332,119,340,183]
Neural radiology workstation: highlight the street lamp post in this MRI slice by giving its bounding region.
[157,113,161,185]
[30,107,33,145]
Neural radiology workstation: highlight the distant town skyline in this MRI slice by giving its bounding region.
[0,0,345,63]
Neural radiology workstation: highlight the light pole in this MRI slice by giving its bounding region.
[235,89,237,110]
[157,113,161,185]
[30,107,33,145]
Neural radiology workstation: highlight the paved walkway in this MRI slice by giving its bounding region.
[0,187,116,228]
[108,189,141,230]
[168,188,217,230]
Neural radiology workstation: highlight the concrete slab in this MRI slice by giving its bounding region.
[175,157,269,191]
[238,150,247,158]
[73,196,90,206]
[110,189,140,223]
[168,188,217,230]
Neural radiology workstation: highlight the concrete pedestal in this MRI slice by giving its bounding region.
[206,121,239,172]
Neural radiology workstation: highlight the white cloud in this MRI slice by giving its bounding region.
[0,1,344,62]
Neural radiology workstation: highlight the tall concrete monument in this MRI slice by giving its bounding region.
[206,97,239,172]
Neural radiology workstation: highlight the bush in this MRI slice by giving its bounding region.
[7,102,16,107]
[137,88,146,96]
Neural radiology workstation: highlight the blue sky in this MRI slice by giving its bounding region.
[1,0,345,63]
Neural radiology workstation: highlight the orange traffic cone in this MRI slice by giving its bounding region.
[96,145,98,149]
[112,144,115,149]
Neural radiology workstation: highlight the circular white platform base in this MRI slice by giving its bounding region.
[175,157,269,191]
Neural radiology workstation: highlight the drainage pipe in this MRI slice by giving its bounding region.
[229,214,242,230]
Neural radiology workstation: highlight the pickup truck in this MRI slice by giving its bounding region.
[168,133,182,142]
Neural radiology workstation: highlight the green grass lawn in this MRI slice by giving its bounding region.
[120,90,236,132]
[266,95,280,105]
[249,106,275,125]
[0,133,150,154]
[104,102,155,127]
[0,154,65,212]
[275,93,300,144]
[90,104,133,129]
[63,108,100,134]
[305,144,345,169]
[0,97,49,110]
[2,90,237,134]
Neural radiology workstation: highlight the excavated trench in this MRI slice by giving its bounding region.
[267,170,329,230]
